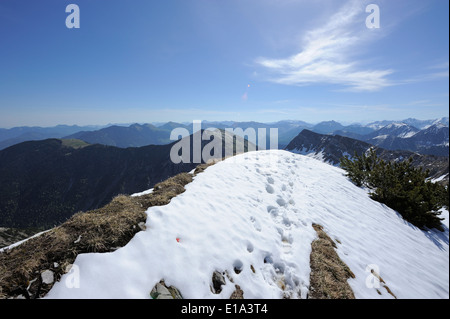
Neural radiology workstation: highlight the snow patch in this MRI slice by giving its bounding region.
[0,229,52,253]
[431,174,449,184]
[291,147,326,163]
[373,134,389,140]
[131,188,154,197]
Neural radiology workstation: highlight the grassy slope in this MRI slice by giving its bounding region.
[0,165,213,299]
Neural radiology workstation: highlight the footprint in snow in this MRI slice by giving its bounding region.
[276,197,287,207]
[267,206,278,217]
[282,216,293,228]
[282,233,293,245]
[266,184,275,194]
[233,260,244,274]
[250,216,262,232]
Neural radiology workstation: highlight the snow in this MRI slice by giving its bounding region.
[386,123,406,129]
[0,229,52,253]
[374,123,419,138]
[399,131,417,138]
[373,134,389,140]
[131,188,154,197]
[431,174,449,184]
[341,151,353,160]
[46,150,449,299]
[290,147,327,163]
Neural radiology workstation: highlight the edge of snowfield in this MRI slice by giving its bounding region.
[46,150,449,299]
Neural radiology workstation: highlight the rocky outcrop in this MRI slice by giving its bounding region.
[150,280,183,299]
[211,271,226,294]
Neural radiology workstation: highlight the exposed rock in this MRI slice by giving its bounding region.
[167,285,183,299]
[41,270,54,285]
[211,271,226,294]
[150,282,172,299]
[73,235,82,244]
[150,280,182,299]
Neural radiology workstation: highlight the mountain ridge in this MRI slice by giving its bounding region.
[285,129,449,184]
[0,130,254,229]
[1,117,448,156]
[37,151,449,299]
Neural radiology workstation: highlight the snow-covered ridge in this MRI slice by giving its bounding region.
[385,123,407,129]
[289,147,326,163]
[374,122,420,139]
[46,150,449,299]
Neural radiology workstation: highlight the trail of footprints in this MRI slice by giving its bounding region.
[247,155,308,298]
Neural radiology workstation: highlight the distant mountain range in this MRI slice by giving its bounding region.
[367,117,449,130]
[285,129,449,184]
[0,125,104,150]
[0,130,252,229]
[363,123,449,157]
[1,117,448,156]
[63,120,314,149]
[0,121,448,233]
[65,123,173,148]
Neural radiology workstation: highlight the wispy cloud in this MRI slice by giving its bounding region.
[255,0,394,92]
[401,61,449,85]
[425,60,449,80]
[428,61,449,70]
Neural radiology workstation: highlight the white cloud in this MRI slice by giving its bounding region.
[255,0,394,92]
[425,60,449,80]
[401,61,449,85]
[428,61,449,70]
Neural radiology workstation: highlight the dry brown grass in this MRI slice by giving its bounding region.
[134,173,193,208]
[0,163,213,299]
[0,194,147,298]
[308,224,355,299]
[370,268,397,299]
[230,285,244,299]
[193,162,216,175]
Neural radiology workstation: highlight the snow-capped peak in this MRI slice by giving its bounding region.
[385,123,406,129]
[372,123,419,139]
[432,117,450,127]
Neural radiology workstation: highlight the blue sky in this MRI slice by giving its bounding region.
[0,0,448,127]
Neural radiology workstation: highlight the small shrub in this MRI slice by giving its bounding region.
[341,150,446,231]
